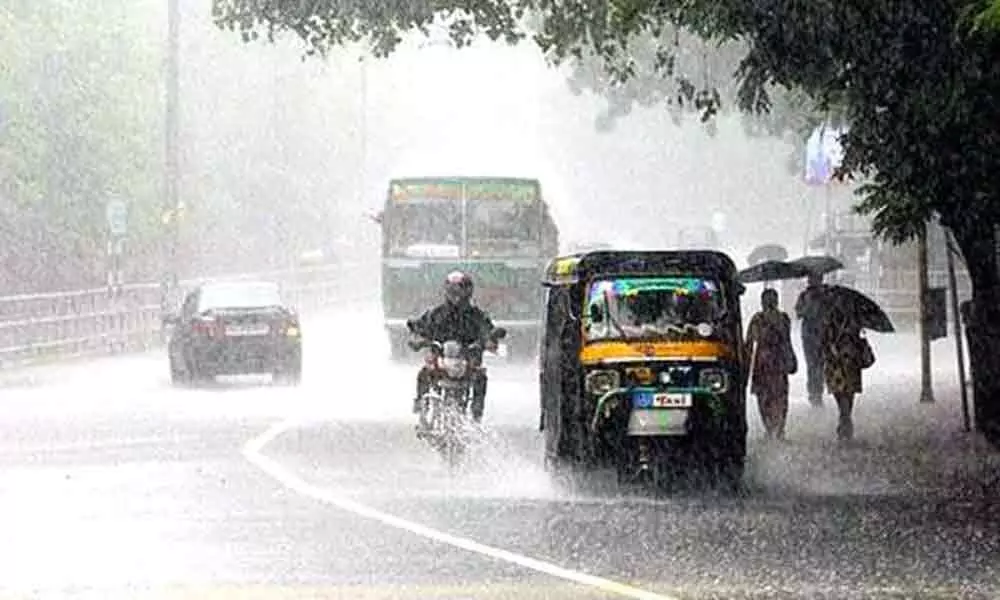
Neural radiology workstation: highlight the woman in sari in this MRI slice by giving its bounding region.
[745,289,797,440]
[821,304,875,441]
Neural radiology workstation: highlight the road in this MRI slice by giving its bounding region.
[0,307,997,599]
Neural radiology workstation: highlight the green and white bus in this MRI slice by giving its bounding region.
[376,176,559,360]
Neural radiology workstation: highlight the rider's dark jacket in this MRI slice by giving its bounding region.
[408,302,495,354]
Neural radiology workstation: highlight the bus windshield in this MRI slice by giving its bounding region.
[383,178,554,258]
[466,199,542,257]
[584,276,726,342]
[386,202,462,258]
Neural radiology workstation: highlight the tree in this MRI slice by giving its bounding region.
[0,1,164,292]
[560,30,831,175]
[213,0,1000,445]
[973,0,1000,29]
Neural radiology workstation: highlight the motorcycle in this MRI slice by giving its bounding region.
[408,327,507,468]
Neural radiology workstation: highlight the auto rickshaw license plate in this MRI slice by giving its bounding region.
[651,392,693,408]
[634,390,693,409]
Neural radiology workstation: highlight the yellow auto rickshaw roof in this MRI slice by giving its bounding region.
[541,250,739,288]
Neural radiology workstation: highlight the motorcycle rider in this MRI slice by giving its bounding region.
[408,271,498,425]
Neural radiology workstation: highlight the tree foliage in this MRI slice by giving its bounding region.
[215,0,1000,442]
[560,30,832,175]
[971,0,1000,29]
[214,0,1000,244]
[216,2,969,231]
[0,1,164,291]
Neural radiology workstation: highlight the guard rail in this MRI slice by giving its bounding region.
[0,261,372,367]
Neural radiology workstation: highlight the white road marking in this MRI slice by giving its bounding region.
[0,436,194,455]
[243,418,679,600]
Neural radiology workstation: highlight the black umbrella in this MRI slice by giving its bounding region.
[747,244,789,266]
[789,255,844,277]
[821,285,895,333]
[738,260,812,284]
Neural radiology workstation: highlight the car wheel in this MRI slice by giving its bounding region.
[274,355,302,386]
[188,359,213,386]
[169,354,190,386]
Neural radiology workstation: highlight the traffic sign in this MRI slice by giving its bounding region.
[106,199,128,236]
[804,123,847,186]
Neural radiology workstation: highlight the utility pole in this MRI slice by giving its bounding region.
[162,0,181,308]
[945,229,970,430]
[918,222,935,403]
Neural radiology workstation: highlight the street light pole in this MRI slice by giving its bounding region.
[918,222,935,403]
[359,54,368,210]
[163,0,180,305]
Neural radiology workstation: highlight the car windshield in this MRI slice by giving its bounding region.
[198,282,282,311]
[584,276,725,342]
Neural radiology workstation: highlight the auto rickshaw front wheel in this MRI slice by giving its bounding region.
[613,438,681,491]
[613,437,746,493]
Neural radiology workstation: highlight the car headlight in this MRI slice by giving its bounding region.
[442,356,467,378]
[699,368,729,394]
[585,369,620,394]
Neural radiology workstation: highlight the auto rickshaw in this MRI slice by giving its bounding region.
[537,250,748,488]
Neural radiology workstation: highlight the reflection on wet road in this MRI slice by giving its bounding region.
[0,308,996,599]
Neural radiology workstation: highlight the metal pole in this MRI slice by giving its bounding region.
[918,222,935,403]
[163,0,180,303]
[271,53,289,269]
[359,54,368,208]
[945,229,970,430]
[823,183,833,256]
[802,191,815,256]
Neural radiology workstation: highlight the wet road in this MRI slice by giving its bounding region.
[0,308,997,599]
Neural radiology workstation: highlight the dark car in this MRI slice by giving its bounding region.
[166,280,302,386]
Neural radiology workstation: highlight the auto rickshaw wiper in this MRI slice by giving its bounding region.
[603,289,627,338]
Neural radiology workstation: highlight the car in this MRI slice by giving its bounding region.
[165,280,302,386]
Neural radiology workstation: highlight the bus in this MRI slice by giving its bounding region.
[377,176,559,360]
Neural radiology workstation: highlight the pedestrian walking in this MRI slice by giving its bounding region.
[746,288,798,440]
[821,304,876,441]
[795,272,827,407]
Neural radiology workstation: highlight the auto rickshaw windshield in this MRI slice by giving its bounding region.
[584,276,726,342]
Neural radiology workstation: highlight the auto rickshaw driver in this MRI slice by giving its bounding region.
[621,289,688,338]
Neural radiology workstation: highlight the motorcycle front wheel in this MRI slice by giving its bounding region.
[437,401,466,472]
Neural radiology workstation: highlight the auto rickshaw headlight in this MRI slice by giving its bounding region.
[585,369,620,394]
[699,368,729,394]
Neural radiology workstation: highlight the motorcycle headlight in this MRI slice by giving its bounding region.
[442,340,463,359]
[585,369,620,394]
[699,368,729,394]
[442,356,467,378]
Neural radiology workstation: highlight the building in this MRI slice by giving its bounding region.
[809,209,970,330]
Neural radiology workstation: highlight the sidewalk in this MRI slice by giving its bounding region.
[754,329,999,503]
